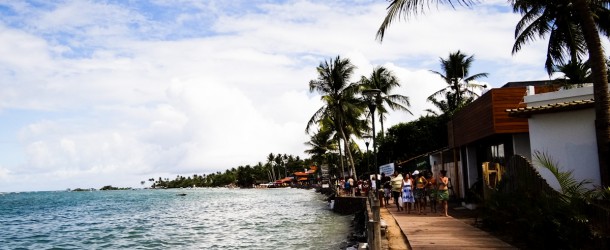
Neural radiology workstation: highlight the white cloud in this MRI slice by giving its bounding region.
[0,0,606,192]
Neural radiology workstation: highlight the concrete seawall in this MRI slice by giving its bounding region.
[332,196,367,214]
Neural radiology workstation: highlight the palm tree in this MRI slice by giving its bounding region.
[553,60,591,88]
[428,50,488,114]
[307,55,362,180]
[359,66,412,137]
[510,0,610,186]
[512,1,609,75]
[376,0,610,187]
[512,1,585,74]
[267,153,276,181]
[304,128,337,168]
[274,154,284,179]
[425,92,468,117]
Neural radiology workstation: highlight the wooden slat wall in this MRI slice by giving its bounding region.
[451,91,494,147]
[492,87,529,134]
[451,87,530,147]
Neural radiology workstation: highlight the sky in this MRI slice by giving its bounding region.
[1,0,605,192]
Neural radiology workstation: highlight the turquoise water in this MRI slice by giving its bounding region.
[0,188,352,249]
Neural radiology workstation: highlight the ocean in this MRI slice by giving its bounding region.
[0,188,353,249]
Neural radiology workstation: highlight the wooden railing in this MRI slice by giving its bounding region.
[365,190,381,250]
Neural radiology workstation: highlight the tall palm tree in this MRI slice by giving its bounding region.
[307,56,362,180]
[428,50,488,114]
[511,0,610,186]
[274,154,284,179]
[359,66,412,137]
[376,0,610,186]
[266,153,276,181]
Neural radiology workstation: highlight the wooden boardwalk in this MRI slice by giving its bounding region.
[387,208,516,249]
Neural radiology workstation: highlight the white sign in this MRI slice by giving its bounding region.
[379,163,395,176]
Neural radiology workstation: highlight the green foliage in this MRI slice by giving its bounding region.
[150,153,306,189]
[534,151,595,201]
[377,115,449,164]
[100,185,130,190]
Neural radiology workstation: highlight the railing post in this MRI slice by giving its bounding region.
[372,195,381,250]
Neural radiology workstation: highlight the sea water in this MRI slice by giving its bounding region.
[0,188,352,249]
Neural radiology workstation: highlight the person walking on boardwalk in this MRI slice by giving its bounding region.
[426,171,438,214]
[401,172,415,213]
[381,173,391,207]
[413,170,428,215]
[438,170,450,217]
[390,171,403,211]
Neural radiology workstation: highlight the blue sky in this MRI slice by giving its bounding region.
[1,0,606,192]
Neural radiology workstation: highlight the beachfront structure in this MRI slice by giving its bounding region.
[507,84,600,189]
[436,81,557,202]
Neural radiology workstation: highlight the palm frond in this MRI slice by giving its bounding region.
[533,150,593,199]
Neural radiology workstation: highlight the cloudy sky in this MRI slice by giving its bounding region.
[1,0,601,192]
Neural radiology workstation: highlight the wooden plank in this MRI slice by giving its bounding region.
[387,209,517,249]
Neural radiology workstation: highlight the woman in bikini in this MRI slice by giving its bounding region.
[438,170,450,217]
[413,170,428,215]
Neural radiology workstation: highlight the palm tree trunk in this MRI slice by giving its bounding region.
[337,137,345,178]
[380,115,385,139]
[271,164,276,181]
[574,0,610,186]
[338,124,358,181]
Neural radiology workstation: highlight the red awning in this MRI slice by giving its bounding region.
[298,177,308,181]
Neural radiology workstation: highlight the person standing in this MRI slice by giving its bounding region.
[438,170,450,217]
[381,173,391,207]
[426,171,438,214]
[390,171,403,211]
[413,170,428,215]
[401,172,415,213]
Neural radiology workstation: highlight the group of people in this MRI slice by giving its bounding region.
[338,175,376,197]
[381,169,450,217]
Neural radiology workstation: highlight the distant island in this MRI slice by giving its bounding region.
[69,185,132,191]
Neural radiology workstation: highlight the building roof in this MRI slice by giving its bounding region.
[500,79,561,88]
[506,99,594,118]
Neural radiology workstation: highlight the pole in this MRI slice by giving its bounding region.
[365,143,370,174]
[371,107,377,176]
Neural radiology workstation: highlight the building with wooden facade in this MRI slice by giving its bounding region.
[434,81,558,202]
